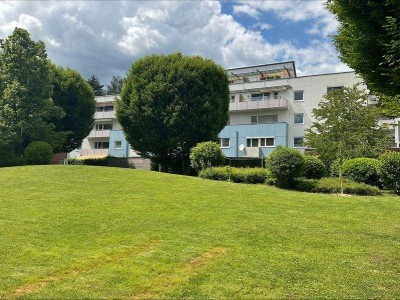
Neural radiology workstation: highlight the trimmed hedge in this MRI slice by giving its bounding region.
[295,177,382,196]
[68,156,109,166]
[24,141,53,165]
[266,146,304,188]
[199,167,270,184]
[342,158,382,187]
[380,151,400,195]
[302,156,326,179]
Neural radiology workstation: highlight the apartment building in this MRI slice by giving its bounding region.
[75,61,399,159]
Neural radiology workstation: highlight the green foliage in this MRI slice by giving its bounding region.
[87,75,104,96]
[302,155,326,179]
[342,158,382,187]
[24,141,53,165]
[190,141,225,171]
[305,85,391,165]
[68,156,109,166]
[199,167,270,184]
[0,146,25,167]
[0,28,66,156]
[265,146,304,188]
[295,178,382,196]
[106,76,125,95]
[224,158,264,168]
[380,151,400,195]
[327,1,400,117]
[117,53,229,174]
[51,65,95,152]
[330,159,342,177]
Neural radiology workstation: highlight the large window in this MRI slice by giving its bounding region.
[273,92,279,99]
[294,113,304,124]
[294,137,304,148]
[247,138,274,147]
[95,124,113,131]
[294,90,304,101]
[251,93,264,101]
[94,141,109,149]
[96,105,114,112]
[219,138,230,148]
[251,93,274,101]
[250,115,278,124]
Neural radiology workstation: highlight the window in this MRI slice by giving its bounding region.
[251,93,263,101]
[294,113,304,124]
[260,138,274,147]
[247,138,274,147]
[115,141,122,149]
[96,106,104,112]
[94,141,109,149]
[263,92,270,100]
[104,106,114,111]
[294,137,304,148]
[246,138,259,147]
[327,86,344,93]
[273,92,279,99]
[95,124,113,131]
[251,115,278,124]
[294,90,304,101]
[230,95,235,103]
[219,138,230,148]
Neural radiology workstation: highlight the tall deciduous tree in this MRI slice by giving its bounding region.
[51,65,95,152]
[87,75,104,96]
[0,28,65,157]
[117,53,229,174]
[305,85,391,194]
[106,75,125,95]
[327,0,400,116]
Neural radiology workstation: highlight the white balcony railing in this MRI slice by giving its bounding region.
[244,147,260,157]
[79,149,109,157]
[95,111,115,119]
[230,98,287,112]
[88,130,110,138]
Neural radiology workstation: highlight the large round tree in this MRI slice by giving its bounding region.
[51,65,95,152]
[117,53,229,174]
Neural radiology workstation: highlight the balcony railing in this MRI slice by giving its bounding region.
[95,111,115,119]
[79,149,109,157]
[229,98,287,112]
[87,130,110,138]
[244,147,260,157]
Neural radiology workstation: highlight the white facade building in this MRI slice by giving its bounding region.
[75,61,399,159]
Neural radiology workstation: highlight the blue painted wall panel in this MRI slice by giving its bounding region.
[109,130,131,157]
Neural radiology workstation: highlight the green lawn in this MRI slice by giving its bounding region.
[0,166,399,299]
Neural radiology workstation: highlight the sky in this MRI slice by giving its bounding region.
[0,0,351,85]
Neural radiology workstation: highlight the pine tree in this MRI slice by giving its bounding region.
[87,75,104,96]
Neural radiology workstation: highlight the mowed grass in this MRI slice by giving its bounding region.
[0,166,399,299]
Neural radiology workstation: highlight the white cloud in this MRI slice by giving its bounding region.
[232,4,261,19]
[0,1,348,84]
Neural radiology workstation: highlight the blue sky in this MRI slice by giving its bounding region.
[0,1,350,84]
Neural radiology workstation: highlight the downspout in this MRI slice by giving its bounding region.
[236,130,239,157]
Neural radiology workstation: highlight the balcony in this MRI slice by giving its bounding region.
[79,149,108,157]
[244,147,260,157]
[88,130,110,138]
[229,98,288,112]
[95,111,115,119]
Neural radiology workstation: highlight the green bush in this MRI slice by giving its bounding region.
[330,159,342,177]
[224,158,264,168]
[0,147,25,167]
[380,152,400,194]
[266,146,304,188]
[24,141,53,165]
[190,141,225,171]
[302,156,326,179]
[68,156,108,166]
[199,167,270,184]
[342,158,382,187]
[295,177,382,196]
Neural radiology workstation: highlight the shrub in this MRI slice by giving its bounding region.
[380,152,400,194]
[68,156,109,166]
[330,159,341,177]
[199,167,270,184]
[266,146,304,188]
[302,156,326,179]
[342,158,382,187]
[199,167,229,181]
[224,158,264,168]
[24,141,53,165]
[295,178,382,196]
[0,147,25,167]
[190,141,225,171]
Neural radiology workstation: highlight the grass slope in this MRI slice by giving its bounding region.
[0,166,399,299]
